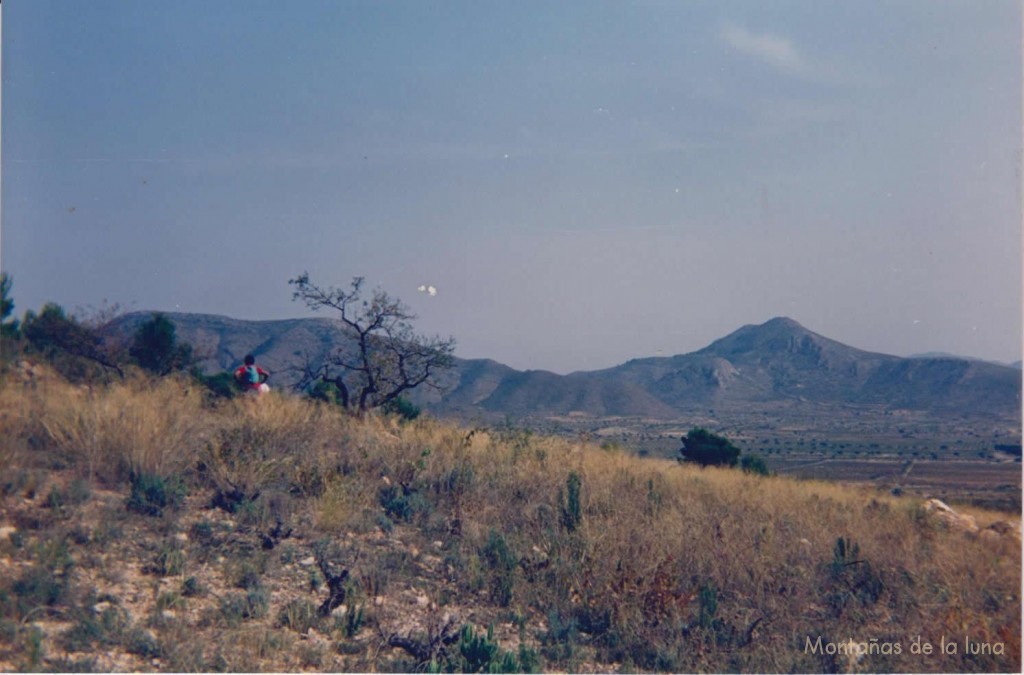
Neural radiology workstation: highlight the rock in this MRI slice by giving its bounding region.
[981,520,1022,544]
[299,556,316,567]
[0,526,16,541]
[924,498,979,534]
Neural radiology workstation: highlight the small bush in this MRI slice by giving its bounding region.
[558,472,582,533]
[277,598,320,633]
[337,602,365,638]
[147,542,186,577]
[181,576,205,598]
[126,472,186,517]
[429,624,531,673]
[481,530,518,607]
[219,587,269,627]
[379,484,431,523]
[11,539,74,618]
[382,397,421,421]
[740,453,770,476]
[197,371,237,400]
[61,605,130,652]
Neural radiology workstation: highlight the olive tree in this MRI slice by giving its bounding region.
[289,273,455,413]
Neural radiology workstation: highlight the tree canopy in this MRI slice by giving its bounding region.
[130,313,194,376]
[21,303,126,380]
[1,273,18,338]
[289,273,455,413]
[678,427,741,468]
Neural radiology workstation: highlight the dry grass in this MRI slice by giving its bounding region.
[0,369,1019,672]
[8,372,208,484]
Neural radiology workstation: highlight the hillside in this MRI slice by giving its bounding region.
[111,313,1022,421]
[0,370,1020,673]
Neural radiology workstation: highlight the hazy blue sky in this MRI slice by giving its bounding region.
[2,1,1021,373]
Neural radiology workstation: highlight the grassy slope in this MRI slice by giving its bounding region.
[0,367,1020,673]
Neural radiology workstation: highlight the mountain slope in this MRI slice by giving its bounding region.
[112,312,1021,419]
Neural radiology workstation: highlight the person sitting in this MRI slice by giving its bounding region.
[234,354,270,395]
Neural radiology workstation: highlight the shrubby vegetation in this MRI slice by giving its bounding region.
[679,427,742,467]
[129,313,193,376]
[0,361,1018,672]
[0,280,1018,671]
[0,273,18,338]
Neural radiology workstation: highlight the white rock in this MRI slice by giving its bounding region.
[0,526,17,540]
[299,556,316,567]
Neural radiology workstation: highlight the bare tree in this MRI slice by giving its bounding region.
[288,273,455,413]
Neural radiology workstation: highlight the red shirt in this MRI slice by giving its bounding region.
[234,364,269,389]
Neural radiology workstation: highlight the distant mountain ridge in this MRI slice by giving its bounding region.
[112,312,1022,419]
[908,351,1022,369]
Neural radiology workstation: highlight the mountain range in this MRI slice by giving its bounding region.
[111,313,1022,420]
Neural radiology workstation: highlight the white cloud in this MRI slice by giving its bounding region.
[719,23,807,75]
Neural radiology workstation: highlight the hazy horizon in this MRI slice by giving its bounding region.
[3,1,1021,374]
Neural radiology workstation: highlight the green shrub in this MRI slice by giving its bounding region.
[559,472,582,533]
[308,380,343,405]
[379,484,431,523]
[431,624,531,673]
[740,453,770,476]
[181,576,205,598]
[196,371,237,399]
[382,397,421,421]
[679,428,741,467]
[541,610,579,662]
[219,587,269,627]
[147,542,186,577]
[338,602,365,638]
[11,539,74,618]
[825,537,884,618]
[481,530,518,607]
[277,598,320,633]
[61,605,130,652]
[126,472,186,517]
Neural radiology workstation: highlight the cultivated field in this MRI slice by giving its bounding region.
[526,402,1023,512]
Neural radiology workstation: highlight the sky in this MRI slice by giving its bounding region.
[2,0,1021,374]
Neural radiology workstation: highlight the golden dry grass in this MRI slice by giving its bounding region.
[0,370,1019,672]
